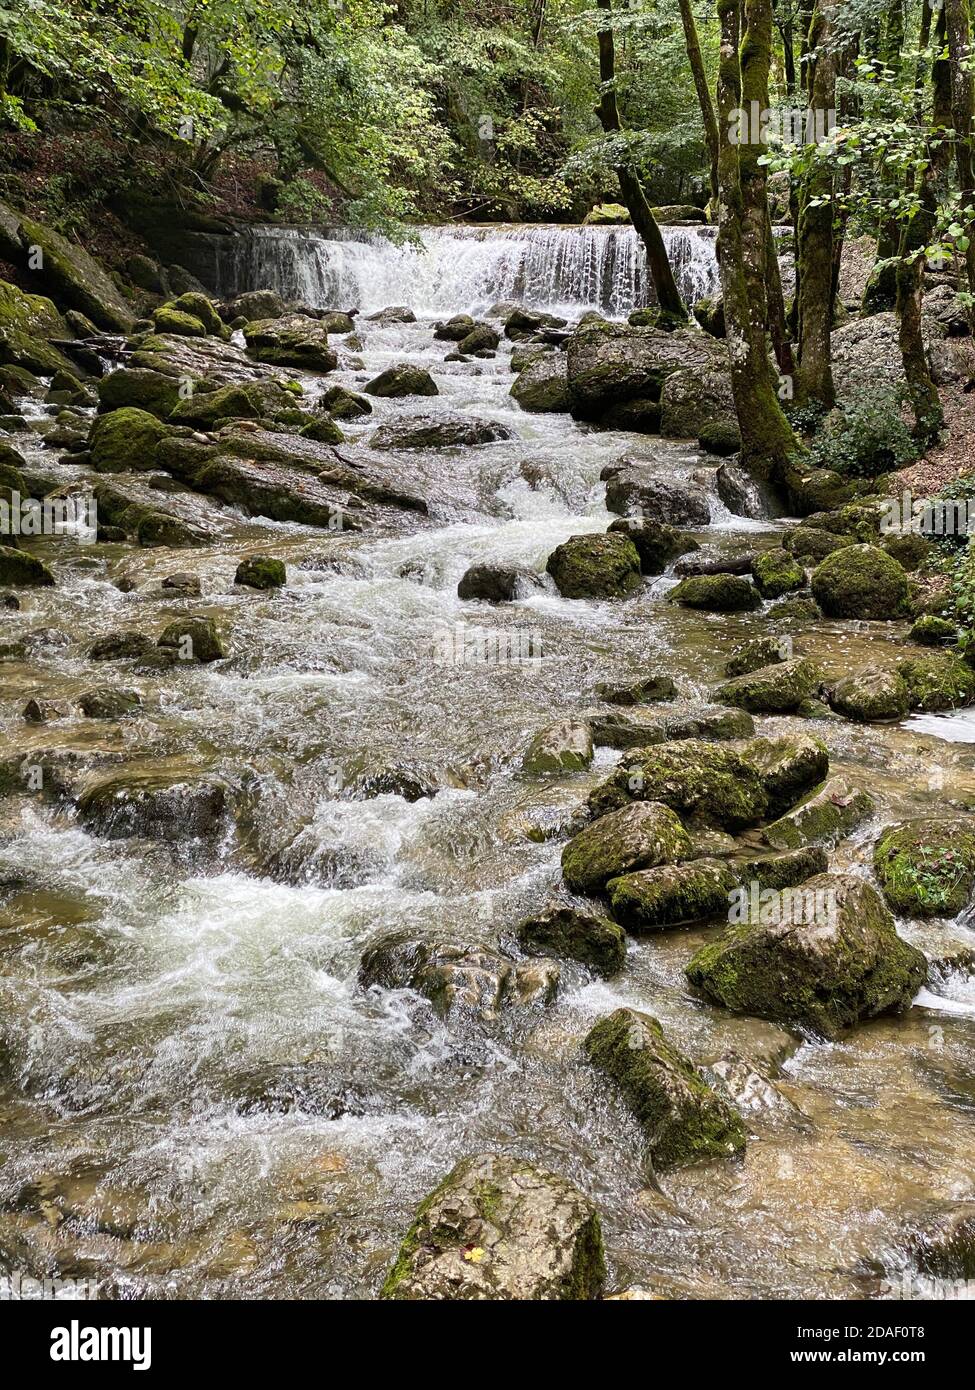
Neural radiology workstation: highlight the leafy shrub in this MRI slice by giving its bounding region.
[806,388,919,478]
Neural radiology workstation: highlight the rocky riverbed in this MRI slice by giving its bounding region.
[1,262,975,1300]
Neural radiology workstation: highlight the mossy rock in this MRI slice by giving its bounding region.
[874,818,975,918]
[561,801,693,893]
[607,858,738,931]
[724,636,792,677]
[587,703,754,750]
[235,556,286,590]
[896,651,975,711]
[169,380,292,427]
[595,673,676,704]
[78,686,142,719]
[523,719,593,775]
[298,414,344,444]
[698,420,740,456]
[152,306,206,338]
[784,526,853,563]
[685,873,927,1038]
[810,544,910,620]
[171,292,225,335]
[751,547,805,598]
[546,531,642,599]
[606,517,698,574]
[157,616,227,663]
[381,1153,605,1301]
[732,845,829,892]
[826,666,910,722]
[882,531,932,572]
[741,734,830,817]
[908,615,957,647]
[517,904,626,976]
[762,776,874,850]
[97,368,181,419]
[0,545,55,587]
[588,739,770,829]
[767,596,822,622]
[0,278,74,375]
[584,1008,746,1169]
[89,408,169,473]
[318,385,371,420]
[668,573,761,612]
[713,657,821,713]
[364,364,438,397]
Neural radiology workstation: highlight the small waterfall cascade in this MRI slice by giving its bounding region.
[203,222,719,317]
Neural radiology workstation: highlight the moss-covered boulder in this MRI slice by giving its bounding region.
[595,673,676,704]
[784,526,853,563]
[724,636,793,677]
[882,531,931,572]
[88,630,155,661]
[510,352,571,412]
[76,770,226,842]
[826,666,910,722]
[171,292,224,336]
[89,408,169,473]
[0,202,134,331]
[584,1008,746,1169]
[0,545,55,587]
[0,278,74,375]
[588,739,769,829]
[607,858,738,931]
[873,818,975,918]
[359,936,559,1022]
[546,531,642,599]
[751,547,806,599]
[517,904,626,976]
[319,384,371,420]
[685,873,927,1038]
[78,686,142,719]
[372,414,513,450]
[97,368,181,419]
[763,776,874,850]
[767,597,822,621]
[742,735,830,817]
[235,556,286,590]
[732,845,829,891]
[152,305,206,337]
[668,573,761,612]
[380,1153,605,1301]
[561,801,693,893]
[157,616,227,663]
[908,615,957,647]
[606,517,698,574]
[587,703,754,750]
[364,363,438,397]
[243,315,338,372]
[713,657,821,713]
[810,544,910,619]
[522,720,593,775]
[896,651,975,711]
[169,379,294,428]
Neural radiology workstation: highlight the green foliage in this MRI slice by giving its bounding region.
[806,388,920,479]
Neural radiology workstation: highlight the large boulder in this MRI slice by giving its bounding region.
[510,353,572,412]
[365,364,438,397]
[825,667,910,722]
[243,314,338,372]
[811,545,910,620]
[659,363,736,439]
[873,818,975,918]
[588,739,770,829]
[606,517,698,574]
[381,1153,605,1301]
[359,936,559,1022]
[762,776,874,850]
[89,408,169,473]
[457,564,540,602]
[566,322,729,421]
[230,289,287,322]
[685,873,927,1037]
[517,904,626,976]
[0,200,134,331]
[668,573,762,612]
[713,658,822,713]
[168,379,297,428]
[522,720,593,775]
[751,548,806,598]
[606,858,739,931]
[896,651,975,711]
[370,414,513,449]
[561,801,693,893]
[584,1009,746,1169]
[546,532,642,599]
[0,278,74,376]
[605,467,710,527]
[97,368,181,419]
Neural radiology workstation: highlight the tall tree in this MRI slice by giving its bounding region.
[677,0,719,210]
[715,0,797,475]
[594,0,687,320]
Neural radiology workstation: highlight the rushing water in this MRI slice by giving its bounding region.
[1,243,974,1300]
[200,223,720,318]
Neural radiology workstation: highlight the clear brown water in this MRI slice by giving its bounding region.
[1,315,973,1300]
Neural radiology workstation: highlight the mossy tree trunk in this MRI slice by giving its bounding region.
[677,0,720,212]
[595,0,687,321]
[794,0,839,408]
[945,0,975,304]
[716,0,798,477]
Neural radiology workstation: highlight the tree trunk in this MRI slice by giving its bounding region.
[716,0,797,476]
[677,0,720,209]
[794,0,839,408]
[945,0,975,300]
[595,0,687,320]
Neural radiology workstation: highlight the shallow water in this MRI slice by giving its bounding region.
[1,313,974,1300]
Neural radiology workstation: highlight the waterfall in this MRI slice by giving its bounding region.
[201,223,719,317]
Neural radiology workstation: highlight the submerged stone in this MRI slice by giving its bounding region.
[76,770,226,841]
